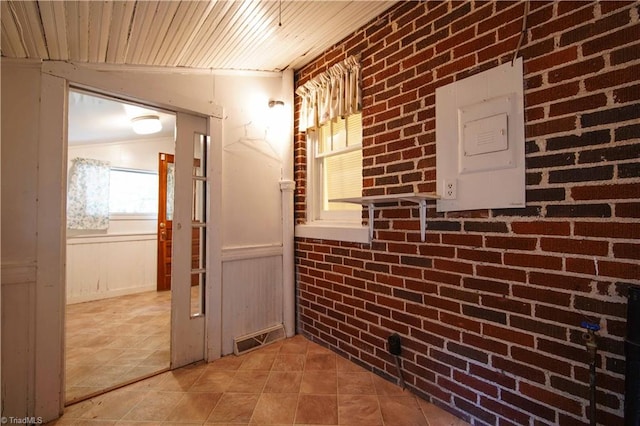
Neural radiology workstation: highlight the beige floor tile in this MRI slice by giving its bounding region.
[335,356,366,373]
[306,341,334,355]
[227,370,270,393]
[259,341,285,352]
[124,372,167,391]
[43,419,78,425]
[191,369,236,393]
[263,371,302,394]
[304,353,336,371]
[82,334,118,348]
[107,335,146,350]
[66,386,110,404]
[75,365,131,388]
[66,364,99,386]
[121,390,183,421]
[165,392,222,423]
[279,336,309,354]
[66,347,98,364]
[239,352,277,371]
[371,374,405,396]
[250,393,298,424]
[110,348,156,366]
[300,371,337,395]
[73,420,118,425]
[59,298,470,426]
[57,398,97,419]
[294,394,337,425]
[155,366,205,392]
[337,394,383,425]
[65,291,171,403]
[378,395,428,426]
[337,372,375,395]
[206,393,259,423]
[125,364,170,379]
[207,355,245,371]
[138,334,168,351]
[80,388,147,421]
[205,424,249,426]
[272,353,305,371]
[139,349,170,367]
[85,348,127,364]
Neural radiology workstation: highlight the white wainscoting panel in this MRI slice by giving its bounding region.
[66,233,157,304]
[221,246,283,355]
[1,263,37,416]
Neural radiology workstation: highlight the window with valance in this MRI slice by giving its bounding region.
[296,55,362,131]
[296,55,365,232]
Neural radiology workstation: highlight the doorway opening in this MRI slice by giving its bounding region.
[65,89,176,404]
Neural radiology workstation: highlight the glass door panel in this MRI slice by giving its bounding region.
[191,134,207,317]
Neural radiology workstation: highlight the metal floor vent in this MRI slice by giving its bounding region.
[233,324,286,355]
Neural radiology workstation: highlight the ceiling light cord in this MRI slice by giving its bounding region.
[512,0,529,66]
[279,0,282,27]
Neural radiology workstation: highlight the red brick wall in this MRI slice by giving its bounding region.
[294,2,639,424]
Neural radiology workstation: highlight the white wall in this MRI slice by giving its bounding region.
[214,74,289,355]
[0,60,293,420]
[1,60,41,418]
[68,137,174,173]
[217,74,285,248]
[66,137,174,303]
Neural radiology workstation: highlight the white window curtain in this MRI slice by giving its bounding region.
[67,157,111,230]
[296,55,362,131]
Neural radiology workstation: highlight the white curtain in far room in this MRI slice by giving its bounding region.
[66,157,110,230]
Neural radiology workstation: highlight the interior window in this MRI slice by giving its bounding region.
[310,112,363,221]
[109,168,158,215]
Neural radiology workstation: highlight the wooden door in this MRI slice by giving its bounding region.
[157,153,174,291]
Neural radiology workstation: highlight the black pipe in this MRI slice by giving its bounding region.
[625,286,640,426]
[387,333,405,389]
[582,322,599,426]
[588,338,597,426]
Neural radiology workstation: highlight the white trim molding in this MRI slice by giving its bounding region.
[222,244,284,262]
[295,222,369,244]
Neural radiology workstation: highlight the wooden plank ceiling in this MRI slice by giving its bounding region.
[1,0,397,72]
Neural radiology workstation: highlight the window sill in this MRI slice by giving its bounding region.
[295,222,369,244]
[110,214,157,220]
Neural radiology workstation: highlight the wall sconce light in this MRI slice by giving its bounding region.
[268,100,285,108]
[131,115,162,135]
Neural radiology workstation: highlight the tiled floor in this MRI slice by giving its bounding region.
[66,291,171,403]
[52,335,468,425]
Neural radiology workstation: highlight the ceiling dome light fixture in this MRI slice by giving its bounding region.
[131,115,162,135]
[268,100,285,108]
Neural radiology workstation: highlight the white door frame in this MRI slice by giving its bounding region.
[36,65,224,421]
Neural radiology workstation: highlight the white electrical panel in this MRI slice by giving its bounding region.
[463,113,508,157]
[436,58,525,212]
